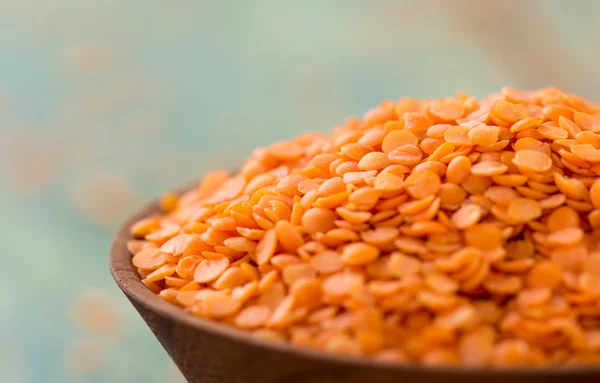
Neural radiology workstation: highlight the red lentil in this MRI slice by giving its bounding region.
[130,87,600,367]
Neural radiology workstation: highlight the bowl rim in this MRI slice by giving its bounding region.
[109,181,600,377]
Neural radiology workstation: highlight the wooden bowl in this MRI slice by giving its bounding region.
[109,185,600,383]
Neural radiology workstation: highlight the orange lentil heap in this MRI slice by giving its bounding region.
[129,87,600,367]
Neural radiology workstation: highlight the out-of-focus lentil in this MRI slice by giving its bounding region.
[129,87,600,367]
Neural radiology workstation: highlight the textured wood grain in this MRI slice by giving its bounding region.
[109,184,600,383]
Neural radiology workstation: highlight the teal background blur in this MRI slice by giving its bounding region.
[1,1,599,382]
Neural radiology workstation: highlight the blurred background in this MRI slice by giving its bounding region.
[1,0,600,382]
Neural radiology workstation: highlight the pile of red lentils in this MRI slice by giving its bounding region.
[129,87,600,367]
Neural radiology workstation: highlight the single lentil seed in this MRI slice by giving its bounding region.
[446,156,472,184]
